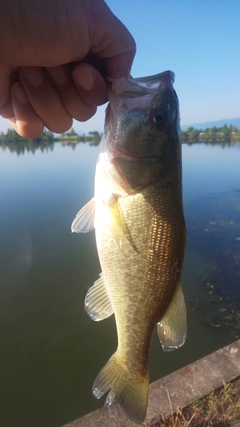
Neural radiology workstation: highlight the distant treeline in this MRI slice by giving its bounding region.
[181,124,240,143]
[1,125,240,153]
[57,128,102,145]
[0,128,102,154]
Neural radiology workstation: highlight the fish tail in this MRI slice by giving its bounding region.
[92,352,149,425]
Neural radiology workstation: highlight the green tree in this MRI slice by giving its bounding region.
[88,131,101,145]
[67,128,78,137]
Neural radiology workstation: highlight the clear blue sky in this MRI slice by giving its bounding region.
[0,0,239,134]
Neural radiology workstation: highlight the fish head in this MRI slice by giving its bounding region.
[103,71,181,193]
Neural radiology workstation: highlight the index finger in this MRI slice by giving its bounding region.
[101,51,136,80]
[88,1,136,79]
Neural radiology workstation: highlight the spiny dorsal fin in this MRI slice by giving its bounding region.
[157,283,187,351]
[71,198,95,233]
[84,274,113,321]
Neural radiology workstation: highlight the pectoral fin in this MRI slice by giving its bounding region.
[157,284,187,351]
[107,196,138,253]
[71,197,95,233]
[106,197,124,248]
[84,274,114,321]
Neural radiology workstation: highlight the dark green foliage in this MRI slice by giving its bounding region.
[0,128,102,154]
[0,129,55,154]
[181,124,240,143]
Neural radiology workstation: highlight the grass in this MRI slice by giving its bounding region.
[150,377,240,427]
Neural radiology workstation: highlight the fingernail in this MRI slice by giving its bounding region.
[73,68,94,90]
[21,67,43,87]
[13,83,28,104]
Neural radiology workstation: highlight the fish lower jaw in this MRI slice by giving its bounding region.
[109,143,163,162]
[109,144,139,161]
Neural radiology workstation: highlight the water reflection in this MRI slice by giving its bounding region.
[0,139,55,155]
[183,139,240,148]
[0,129,101,156]
[1,136,240,155]
[0,141,240,427]
[11,231,32,271]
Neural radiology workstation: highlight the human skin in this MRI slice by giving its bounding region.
[0,0,136,138]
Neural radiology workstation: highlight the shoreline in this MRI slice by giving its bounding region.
[62,340,240,427]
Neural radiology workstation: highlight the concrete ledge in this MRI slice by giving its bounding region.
[63,340,240,427]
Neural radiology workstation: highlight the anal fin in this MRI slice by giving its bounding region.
[157,283,187,351]
[84,274,113,321]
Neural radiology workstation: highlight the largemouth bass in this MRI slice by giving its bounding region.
[72,71,187,425]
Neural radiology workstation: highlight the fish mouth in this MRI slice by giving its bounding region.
[134,70,175,85]
[109,144,163,161]
[110,144,139,161]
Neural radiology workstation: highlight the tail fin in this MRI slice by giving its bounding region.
[92,353,149,425]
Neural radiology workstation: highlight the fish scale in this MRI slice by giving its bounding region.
[71,70,187,424]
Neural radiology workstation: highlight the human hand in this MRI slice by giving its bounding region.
[0,0,136,138]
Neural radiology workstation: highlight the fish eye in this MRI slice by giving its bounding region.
[149,108,168,130]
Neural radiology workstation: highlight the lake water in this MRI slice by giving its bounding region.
[0,140,240,427]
